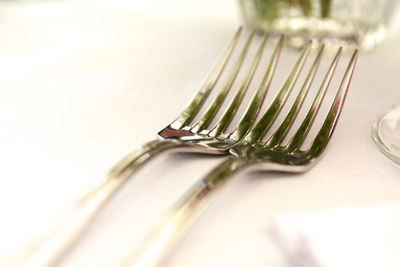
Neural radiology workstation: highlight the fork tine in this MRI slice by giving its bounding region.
[307,49,358,157]
[229,35,285,141]
[191,30,256,133]
[170,27,243,129]
[267,44,325,147]
[285,47,343,151]
[208,33,270,137]
[245,40,312,144]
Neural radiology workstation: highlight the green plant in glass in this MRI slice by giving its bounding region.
[240,0,399,50]
[253,0,331,20]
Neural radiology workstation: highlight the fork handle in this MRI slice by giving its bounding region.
[119,156,250,267]
[78,139,179,205]
[24,139,179,267]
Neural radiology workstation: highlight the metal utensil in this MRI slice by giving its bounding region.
[25,27,284,267]
[122,43,358,267]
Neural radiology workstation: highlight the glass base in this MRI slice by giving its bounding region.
[239,0,399,51]
[252,17,386,51]
[372,106,400,166]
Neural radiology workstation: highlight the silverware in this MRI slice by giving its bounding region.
[24,27,285,267]
[120,43,358,267]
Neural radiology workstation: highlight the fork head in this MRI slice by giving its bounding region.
[230,44,358,172]
[157,27,286,153]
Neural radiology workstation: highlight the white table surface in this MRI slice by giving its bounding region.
[0,1,399,267]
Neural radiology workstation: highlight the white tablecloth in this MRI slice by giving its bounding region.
[0,1,399,266]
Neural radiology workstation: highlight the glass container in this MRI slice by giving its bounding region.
[239,0,400,50]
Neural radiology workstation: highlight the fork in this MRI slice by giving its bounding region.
[120,44,358,267]
[24,28,292,267]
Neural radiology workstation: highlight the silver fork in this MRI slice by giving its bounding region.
[120,44,358,267]
[24,28,293,267]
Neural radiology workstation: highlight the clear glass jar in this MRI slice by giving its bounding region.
[239,0,400,50]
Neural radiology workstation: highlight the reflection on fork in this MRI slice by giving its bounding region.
[24,28,288,267]
[120,42,358,267]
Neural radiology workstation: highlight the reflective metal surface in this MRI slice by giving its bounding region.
[121,45,358,267]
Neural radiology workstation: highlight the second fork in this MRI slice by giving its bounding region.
[119,43,358,267]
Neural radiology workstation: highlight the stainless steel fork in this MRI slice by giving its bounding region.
[25,28,292,267]
[120,44,358,267]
